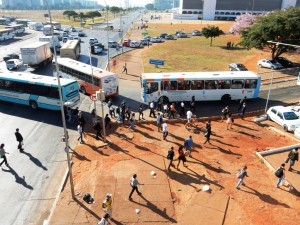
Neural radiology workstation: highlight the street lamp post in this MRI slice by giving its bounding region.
[201,0,204,25]
[88,46,97,118]
[44,0,75,199]
[265,72,274,113]
[251,0,255,14]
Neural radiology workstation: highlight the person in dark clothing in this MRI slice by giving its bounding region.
[238,97,247,112]
[15,128,24,152]
[205,121,211,133]
[122,63,128,74]
[129,174,144,200]
[138,104,144,120]
[105,114,112,129]
[0,143,9,167]
[125,107,131,120]
[203,126,211,145]
[167,147,175,170]
[78,111,86,133]
[288,147,299,171]
[93,120,103,140]
[190,96,196,113]
[241,102,247,119]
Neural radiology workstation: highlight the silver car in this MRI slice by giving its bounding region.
[6,59,23,70]
[257,59,283,70]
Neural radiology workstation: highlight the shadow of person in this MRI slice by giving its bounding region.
[22,150,48,171]
[241,185,290,208]
[2,165,33,190]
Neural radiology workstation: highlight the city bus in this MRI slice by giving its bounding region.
[0,71,80,110]
[15,19,31,26]
[141,71,261,104]
[0,28,15,42]
[60,40,81,60]
[5,24,25,35]
[44,21,61,30]
[53,57,119,97]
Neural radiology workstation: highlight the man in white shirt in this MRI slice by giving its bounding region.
[129,174,144,200]
[180,101,185,117]
[149,101,156,117]
[162,121,168,140]
[97,213,110,225]
[186,109,193,122]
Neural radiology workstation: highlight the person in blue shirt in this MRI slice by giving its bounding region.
[184,136,193,157]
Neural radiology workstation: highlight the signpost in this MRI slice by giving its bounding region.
[149,59,165,68]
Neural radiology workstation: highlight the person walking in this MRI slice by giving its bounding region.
[129,113,135,130]
[226,113,234,130]
[167,146,175,170]
[93,119,103,140]
[179,101,185,117]
[149,101,156,117]
[184,135,193,157]
[177,146,187,169]
[15,128,24,152]
[169,103,176,119]
[190,97,196,113]
[236,166,248,189]
[275,163,285,188]
[240,102,246,119]
[122,63,128,74]
[156,113,163,131]
[221,106,230,121]
[238,97,247,112]
[203,123,212,145]
[105,114,112,129]
[186,109,193,123]
[78,111,86,134]
[163,103,168,118]
[129,174,144,200]
[109,105,115,118]
[97,213,110,225]
[138,104,144,120]
[107,98,112,110]
[77,124,84,143]
[102,193,113,219]
[162,121,169,140]
[125,107,131,120]
[287,147,299,171]
[67,107,73,123]
[0,143,9,167]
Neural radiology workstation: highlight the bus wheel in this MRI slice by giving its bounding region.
[221,95,231,104]
[81,86,86,95]
[29,100,38,109]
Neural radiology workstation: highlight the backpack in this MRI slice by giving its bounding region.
[83,193,94,204]
[275,167,283,178]
[167,150,172,159]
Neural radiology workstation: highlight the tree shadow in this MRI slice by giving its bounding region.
[212,144,242,156]
[22,150,47,171]
[232,129,261,139]
[2,165,33,190]
[131,195,177,223]
[189,157,231,175]
[241,186,290,208]
[212,138,239,148]
[83,142,110,156]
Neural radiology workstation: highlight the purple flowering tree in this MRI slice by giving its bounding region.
[229,14,257,34]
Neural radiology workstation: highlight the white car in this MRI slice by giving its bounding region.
[130,41,141,48]
[294,127,300,139]
[6,59,23,70]
[266,106,300,132]
[150,37,163,43]
[89,38,98,45]
[257,59,283,70]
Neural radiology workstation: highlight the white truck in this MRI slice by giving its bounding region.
[20,42,53,68]
[39,36,61,52]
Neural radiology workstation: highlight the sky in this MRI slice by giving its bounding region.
[98,0,153,7]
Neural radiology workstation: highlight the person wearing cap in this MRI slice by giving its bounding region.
[102,193,113,219]
[97,212,110,225]
[288,147,299,171]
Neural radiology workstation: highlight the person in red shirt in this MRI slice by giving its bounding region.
[169,103,176,119]
[177,146,187,169]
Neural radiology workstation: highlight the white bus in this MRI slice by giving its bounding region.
[141,71,261,104]
[28,22,44,31]
[0,71,80,110]
[44,21,61,30]
[5,24,25,34]
[43,25,53,36]
[297,72,300,86]
[60,40,81,60]
[0,28,15,42]
[15,19,31,26]
[53,57,119,97]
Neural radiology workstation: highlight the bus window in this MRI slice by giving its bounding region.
[218,80,231,89]
[184,81,191,90]
[170,81,177,90]
[231,79,244,89]
[191,80,204,90]
[146,82,158,94]
[205,80,217,89]
[178,80,186,90]
[244,79,257,89]
[162,81,170,90]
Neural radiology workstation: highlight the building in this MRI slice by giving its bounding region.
[154,0,180,11]
[178,0,300,20]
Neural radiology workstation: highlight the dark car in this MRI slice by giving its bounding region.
[274,57,294,68]
[78,31,87,37]
[228,63,248,71]
[165,35,175,40]
[192,30,201,36]
[160,33,168,39]
[3,53,19,62]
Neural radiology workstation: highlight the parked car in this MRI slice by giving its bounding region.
[192,30,201,36]
[6,59,23,70]
[144,36,151,42]
[294,127,300,139]
[165,35,175,40]
[89,37,98,45]
[108,41,118,48]
[69,27,78,32]
[62,37,68,43]
[160,33,168,39]
[3,53,20,62]
[140,39,148,45]
[266,106,300,132]
[150,37,163,43]
[274,57,294,68]
[91,44,103,54]
[257,59,283,70]
[70,34,81,42]
[229,63,248,71]
[130,41,141,48]
[78,31,87,37]
[123,39,131,47]
[63,28,69,33]
[177,32,188,38]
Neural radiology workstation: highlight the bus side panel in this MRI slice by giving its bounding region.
[253,77,261,98]
[37,96,61,110]
[0,90,30,105]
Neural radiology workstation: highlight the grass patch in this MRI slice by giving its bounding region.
[0,25,5,29]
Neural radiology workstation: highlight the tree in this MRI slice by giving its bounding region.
[229,14,257,34]
[145,4,154,10]
[239,7,300,59]
[110,6,121,17]
[86,11,102,23]
[201,26,223,46]
[63,10,77,20]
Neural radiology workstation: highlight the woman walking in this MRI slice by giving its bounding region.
[177,146,187,169]
[226,113,234,130]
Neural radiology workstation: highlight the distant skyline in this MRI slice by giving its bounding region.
[97,0,153,7]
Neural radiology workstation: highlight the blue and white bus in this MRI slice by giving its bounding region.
[0,72,80,110]
[141,71,261,104]
[297,72,300,86]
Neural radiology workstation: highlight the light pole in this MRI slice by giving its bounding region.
[265,72,274,113]
[201,0,204,25]
[251,0,255,14]
[88,46,97,118]
[103,0,110,71]
[44,0,75,199]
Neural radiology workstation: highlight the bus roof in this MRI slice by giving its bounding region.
[142,71,259,80]
[61,40,79,50]
[0,28,13,33]
[0,71,76,87]
[56,57,117,78]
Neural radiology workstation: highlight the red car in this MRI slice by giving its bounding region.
[123,39,131,47]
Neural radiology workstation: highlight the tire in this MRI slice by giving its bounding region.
[271,66,274,70]
[29,100,38,109]
[259,64,262,68]
[283,125,288,132]
[221,94,231,104]
[158,96,169,104]
[267,114,271,121]
[81,86,86,95]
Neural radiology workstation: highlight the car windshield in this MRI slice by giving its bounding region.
[283,112,299,120]
[6,61,15,65]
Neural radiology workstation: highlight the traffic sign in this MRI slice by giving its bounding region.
[149,59,164,66]
[90,94,97,101]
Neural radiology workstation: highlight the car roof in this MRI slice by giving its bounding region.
[270,106,297,112]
